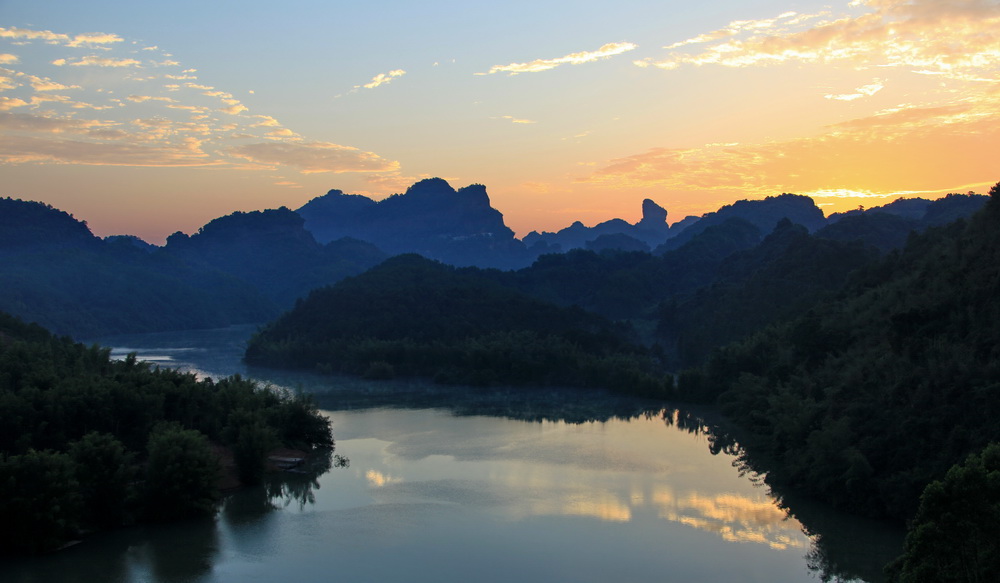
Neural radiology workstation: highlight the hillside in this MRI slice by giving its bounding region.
[676,182,1000,521]
[245,254,667,395]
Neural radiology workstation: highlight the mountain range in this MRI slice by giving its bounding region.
[0,179,988,339]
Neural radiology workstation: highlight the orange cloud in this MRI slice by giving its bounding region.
[637,0,1000,78]
[581,97,1000,208]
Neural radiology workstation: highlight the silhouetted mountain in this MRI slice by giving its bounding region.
[819,193,989,253]
[523,198,675,253]
[297,178,528,269]
[0,198,274,338]
[656,193,826,253]
[163,207,385,308]
[586,233,650,253]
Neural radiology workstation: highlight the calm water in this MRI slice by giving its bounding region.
[3,326,902,583]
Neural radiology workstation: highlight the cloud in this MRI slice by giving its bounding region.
[220,103,248,115]
[66,33,124,47]
[0,27,68,43]
[497,115,536,124]
[636,0,1000,78]
[480,42,638,75]
[579,95,1000,205]
[29,75,82,92]
[0,97,29,111]
[824,79,885,101]
[54,55,142,68]
[127,95,177,103]
[0,25,404,179]
[0,134,216,166]
[228,141,400,173]
[358,69,406,90]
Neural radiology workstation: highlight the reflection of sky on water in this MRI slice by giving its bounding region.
[337,409,809,552]
[74,326,900,583]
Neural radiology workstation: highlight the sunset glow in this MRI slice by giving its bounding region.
[2,0,998,242]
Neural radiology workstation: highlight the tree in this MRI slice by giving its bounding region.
[143,424,220,521]
[888,443,1000,582]
[69,432,137,528]
[0,450,81,554]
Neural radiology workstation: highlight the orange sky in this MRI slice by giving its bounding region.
[2,0,998,243]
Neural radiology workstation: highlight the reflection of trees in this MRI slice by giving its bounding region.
[143,518,219,583]
[222,447,344,522]
[312,384,663,425]
[662,407,903,583]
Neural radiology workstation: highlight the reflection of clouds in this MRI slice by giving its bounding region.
[365,469,400,488]
[523,490,632,523]
[650,486,805,550]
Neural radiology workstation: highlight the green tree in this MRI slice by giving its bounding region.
[224,410,278,485]
[0,449,81,554]
[888,443,1000,583]
[143,424,220,521]
[69,432,136,528]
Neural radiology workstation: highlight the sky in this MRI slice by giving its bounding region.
[1,0,998,244]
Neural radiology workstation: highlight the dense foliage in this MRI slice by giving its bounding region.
[246,254,669,396]
[887,443,1000,583]
[676,183,1000,522]
[0,311,333,554]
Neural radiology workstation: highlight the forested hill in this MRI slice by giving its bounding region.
[245,254,668,395]
[0,198,275,338]
[0,311,334,555]
[676,182,1000,522]
[163,206,386,308]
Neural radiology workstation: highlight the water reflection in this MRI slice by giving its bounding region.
[82,326,903,583]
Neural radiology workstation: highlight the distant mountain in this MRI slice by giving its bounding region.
[163,207,385,308]
[0,198,274,338]
[297,178,529,269]
[818,193,989,253]
[523,198,677,253]
[656,193,826,253]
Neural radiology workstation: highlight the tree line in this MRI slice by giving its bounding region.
[0,312,334,554]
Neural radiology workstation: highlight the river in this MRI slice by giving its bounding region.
[2,325,902,583]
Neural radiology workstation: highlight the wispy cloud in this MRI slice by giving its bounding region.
[53,55,142,68]
[0,25,402,176]
[579,95,1000,204]
[496,115,536,124]
[479,42,637,75]
[825,79,884,101]
[635,0,1000,79]
[358,69,406,90]
[229,141,399,173]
